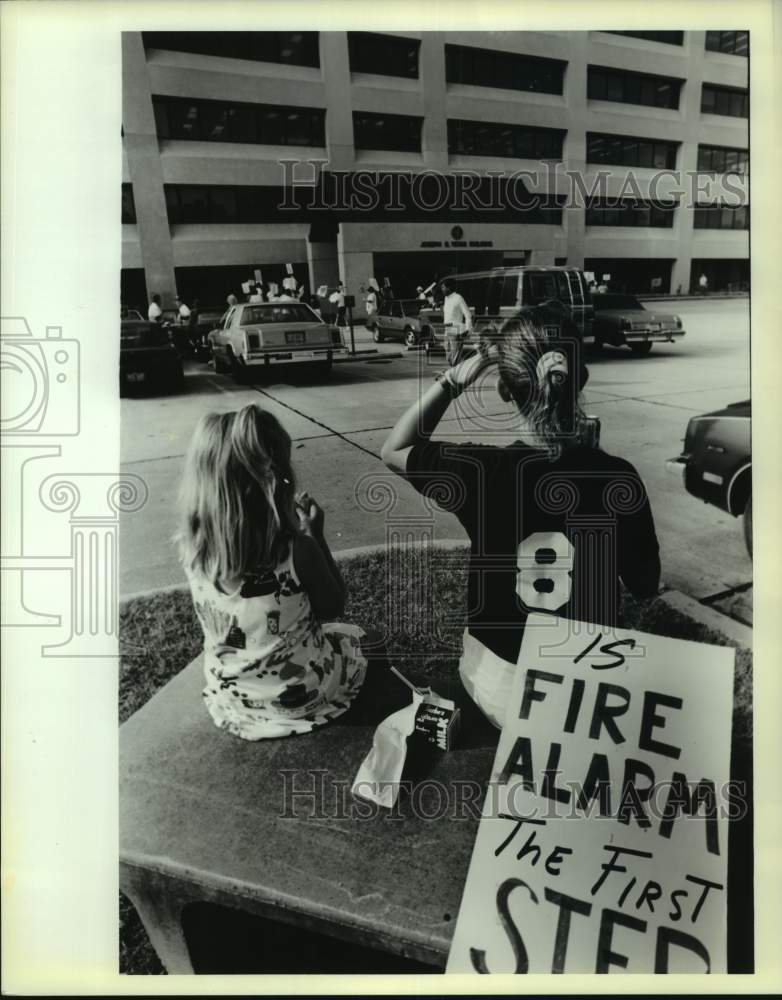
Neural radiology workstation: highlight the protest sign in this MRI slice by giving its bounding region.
[241,281,251,294]
[282,276,297,291]
[254,269,263,284]
[446,614,735,974]
[285,262,294,275]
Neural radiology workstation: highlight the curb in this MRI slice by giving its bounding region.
[120,539,470,605]
[121,541,752,649]
[655,589,752,649]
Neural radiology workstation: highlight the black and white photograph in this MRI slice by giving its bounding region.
[2,2,781,992]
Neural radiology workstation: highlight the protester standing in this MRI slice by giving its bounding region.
[440,278,473,366]
[148,294,163,323]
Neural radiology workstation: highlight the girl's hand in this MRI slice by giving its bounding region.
[444,343,499,393]
[295,491,325,537]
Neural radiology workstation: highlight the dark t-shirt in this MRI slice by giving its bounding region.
[407,441,661,664]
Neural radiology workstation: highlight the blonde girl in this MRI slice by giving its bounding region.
[178,404,367,739]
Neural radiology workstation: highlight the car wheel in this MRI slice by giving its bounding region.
[404,327,418,348]
[743,490,752,559]
[373,327,384,343]
[630,342,653,356]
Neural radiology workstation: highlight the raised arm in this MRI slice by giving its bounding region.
[380,350,495,475]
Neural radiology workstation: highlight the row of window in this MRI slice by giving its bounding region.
[141,30,749,77]
[704,31,749,56]
[585,200,677,228]
[447,120,565,160]
[149,94,750,163]
[153,96,326,147]
[587,132,678,170]
[124,182,747,229]
[701,84,749,118]
[587,66,682,109]
[160,182,565,225]
[693,205,749,230]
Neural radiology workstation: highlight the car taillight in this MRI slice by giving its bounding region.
[247,332,260,350]
[330,328,343,345]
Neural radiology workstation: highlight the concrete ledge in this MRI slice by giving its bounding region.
[657,588,752,649]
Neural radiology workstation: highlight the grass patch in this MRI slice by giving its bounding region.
[120,545,752,974]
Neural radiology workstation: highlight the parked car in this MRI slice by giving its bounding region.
[592,293,685,355]
[372,298,428,347]
[419,266,594,355]
[667,400,752,556]
[208,302,346,378]
[120,317,184,396]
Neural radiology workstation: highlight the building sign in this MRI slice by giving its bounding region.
[420,240,494,249]
[446,614,734,974]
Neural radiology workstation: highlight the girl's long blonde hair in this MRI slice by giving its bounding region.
[178,404,299,583]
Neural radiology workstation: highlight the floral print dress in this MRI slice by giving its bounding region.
[186,547,367,740]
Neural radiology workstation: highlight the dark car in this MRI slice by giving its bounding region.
[667,400,751,556]
[372,298,428,347]
[120,318,184,396]
[591,293,685,355]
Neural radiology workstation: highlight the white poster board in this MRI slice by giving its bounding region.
[446,615,734,974]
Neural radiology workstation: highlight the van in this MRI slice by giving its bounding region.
[419,266,594,353]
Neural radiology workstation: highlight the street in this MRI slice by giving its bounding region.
[120,299,751,621]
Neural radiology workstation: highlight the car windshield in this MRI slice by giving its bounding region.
[240,304,319,325]
[592,294,643,310]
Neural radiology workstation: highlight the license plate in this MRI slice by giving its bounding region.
[285,330,306,345]
[126,372,145,382]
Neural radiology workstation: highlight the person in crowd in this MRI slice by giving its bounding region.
[381,313,661,728]
[416,286,427,301]
[178,404,369,740]
[699,272,709,295]
[249,284,264,303]
[364,283,378,328]
[148,294,163,323]
[175,296,191,324]
[309,293,322,318]
[331,282,347,327]
[227,293,239,308]
[439,278,473,366]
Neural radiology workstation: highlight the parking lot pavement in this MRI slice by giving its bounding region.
[121,299,752,625]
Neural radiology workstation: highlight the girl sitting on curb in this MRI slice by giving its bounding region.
[381,315,661,728]
[178,404,367,739]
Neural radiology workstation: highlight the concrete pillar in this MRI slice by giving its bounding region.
[307,239,340,295]
[563,36,589,268]
[674,31,707,293]
[420,33,448,170]
[337,227,373,321]
[122,33,176,308]
[320,33,354,172]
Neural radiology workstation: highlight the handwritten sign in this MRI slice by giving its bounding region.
[446,615,734,974]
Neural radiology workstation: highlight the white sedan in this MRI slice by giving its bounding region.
[209,302,346,378]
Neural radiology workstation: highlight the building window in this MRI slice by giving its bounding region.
[586,132,678,169]
[585,199,677,227]
[701,84,748,117]
[588,66,682,109]
[448,119,565,160]
[705,31,749,56]
[697,144,749,174]
[603,31,684,45]
[347,32,420,78]
[353,111,422,153]
[152,97,326,147]
[445,44,566,95]
[693,204,749,229]
[121,183,136,224]
[142,31,320,67]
